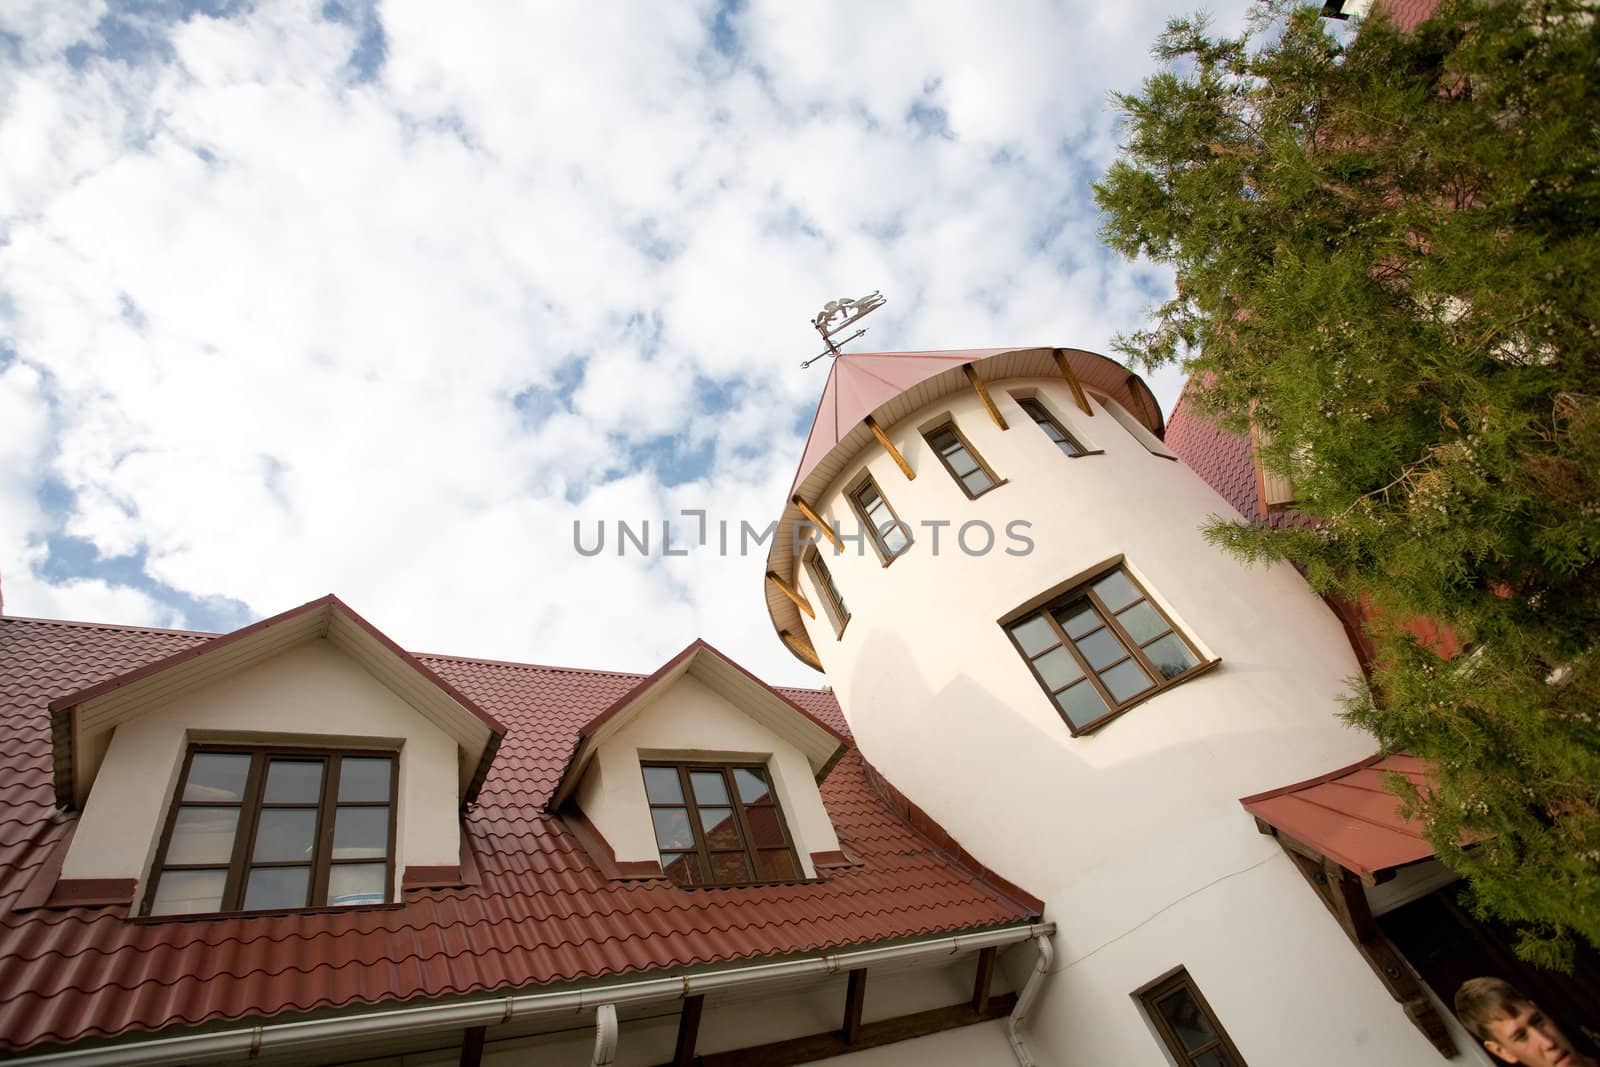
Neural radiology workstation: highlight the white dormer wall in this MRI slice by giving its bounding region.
[574,673,840,876]
[63,640,461,900]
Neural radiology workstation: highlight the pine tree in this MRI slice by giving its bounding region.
[1095,0,1600,966]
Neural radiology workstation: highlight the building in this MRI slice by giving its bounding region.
[5,342,1569,1067]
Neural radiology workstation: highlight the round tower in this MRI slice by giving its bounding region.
[764,347,1472,1065]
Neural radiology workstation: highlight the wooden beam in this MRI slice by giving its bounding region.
[791,495,842,551]
[674,994,705,1067]
[1278,842,1456,1057]
[765,570,815,619]
[842,968,867,1044]
[863,415,915,480]
[699,992,1017,1067]
[1125,374,1157,430]
[962,364,1008,430]
[971,946,997,1015]
[1051,349,1094,417]
[779,630,823,671]
[460,1026,486,1067]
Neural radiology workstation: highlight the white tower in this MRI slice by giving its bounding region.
[763,347,1477,1065]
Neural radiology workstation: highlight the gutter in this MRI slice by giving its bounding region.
[8,923,1054,1067]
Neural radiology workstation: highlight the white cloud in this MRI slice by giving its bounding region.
[0,0,1245,686]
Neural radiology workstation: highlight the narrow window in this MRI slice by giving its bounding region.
[641,762,803,887]
[848,473,911,562]
[1004,564,1207,734]
[1017,397,1089,457]
[1104,397,1179,459]
[804,547,850,637]
[924,421,1002,498]
[145,747,396,916]
[1135,968,1248,1066]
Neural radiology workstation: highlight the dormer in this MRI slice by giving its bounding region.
[548,640,849,886]
[46,596,503,916]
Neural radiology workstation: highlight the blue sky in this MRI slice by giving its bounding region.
[0,0,1246,685]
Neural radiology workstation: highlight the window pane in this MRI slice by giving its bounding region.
[662,852,701,887]
[1193,1051,1235,1067]
[961,469,995,495]
[183,753,251,802]
[337,757,392,802]
[744,805,786,848]
[1054,436,1082,457]
[1092,569,1142,612]
[881,522,910,555]
[1144,634,1201,679]
[1100,659,1156,703]
[945,448,979,477]
[252,809,318,863]
[699,807,741,850]
[149,869,227,915]
[167,807,239,865]
[732,768,771,804]
[690,770,729,805]
[1075,628,1127,671]
[1056,683,1110,729]
[333,806,390,859]
[709,852,751,884]
[1157,989,1219,1053]
[263,760,324,804]
[1116,600,1169,645]
[243,866,310,910]
[642,766,683,803]
[1010,616,1059,657]
[651,808,695,850]
[1034,646,1084,690]
[1055,603,1101,639]
[855,484,881,510]
[757,849,798,881]
[328,862,388,906]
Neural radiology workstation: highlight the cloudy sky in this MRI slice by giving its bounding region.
[0,0,1249,686]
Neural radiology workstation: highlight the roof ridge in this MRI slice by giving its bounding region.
[415,651,649,678]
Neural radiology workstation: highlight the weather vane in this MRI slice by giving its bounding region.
[802,290,886,368]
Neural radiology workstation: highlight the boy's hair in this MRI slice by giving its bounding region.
[1455,977,1528,1043]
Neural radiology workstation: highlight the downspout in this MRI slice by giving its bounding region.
[591,1004,618,1066]
[1006,934,1054,1067]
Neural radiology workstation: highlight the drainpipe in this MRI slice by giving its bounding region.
[1006,934,1054,1067]
[591,1004,618,1066]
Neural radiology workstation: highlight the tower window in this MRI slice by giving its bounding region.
[848,473,911,563]
[1135,967,1249,1066]
[144,747,396,916]
[1017,396,1090,457]
[923,421,1003,498]
[804,547,850,637]
[642,762,803,887]
[1004,563,1211,735]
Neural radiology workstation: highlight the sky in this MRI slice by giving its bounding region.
[0,0,1253,687]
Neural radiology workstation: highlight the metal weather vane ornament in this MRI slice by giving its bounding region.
[802,290,886,368]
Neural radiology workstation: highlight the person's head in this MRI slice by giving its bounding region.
[1455,977,1588,1067]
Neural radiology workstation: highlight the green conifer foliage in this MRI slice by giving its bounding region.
[1095,0,1600,966]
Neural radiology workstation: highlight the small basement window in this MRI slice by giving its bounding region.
[1135,967,1249,1066]
[144,746,396,916]
[642,762,803,886]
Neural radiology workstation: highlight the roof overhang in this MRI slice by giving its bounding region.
[1240,752,1439,883]
[766,345,1166,669]
[548,638,849,811]
[49,595,506,811]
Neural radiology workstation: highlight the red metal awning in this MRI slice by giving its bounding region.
[1240,753,1438,880]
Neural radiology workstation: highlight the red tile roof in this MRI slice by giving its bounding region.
[0,615,1038,1053]
[1240,753,1438,880]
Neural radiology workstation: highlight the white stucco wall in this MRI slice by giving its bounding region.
[64,639,462,900]
[574,673,839,872]
[789,378,1467,1065]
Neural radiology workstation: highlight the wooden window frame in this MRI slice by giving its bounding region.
[142,744,398,918]
[846,471,912,565]
[922,419,1006,499]
[803,547,851,638]
[1000,560,1217,736]
[642,760,805,888]
[1014,395,1098,459]
[1134,966,1249,1066]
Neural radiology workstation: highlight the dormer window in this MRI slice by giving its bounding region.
[643,761,803,887]
[144,746,396,916]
